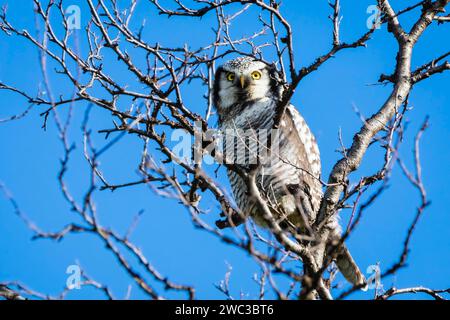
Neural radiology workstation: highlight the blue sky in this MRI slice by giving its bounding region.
[0,0,449,300]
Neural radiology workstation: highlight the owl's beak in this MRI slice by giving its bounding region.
[239,75,246,89]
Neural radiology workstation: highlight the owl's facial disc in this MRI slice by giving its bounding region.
[216,67,271,110]
[225,70,263,89]
[214,57,282,112]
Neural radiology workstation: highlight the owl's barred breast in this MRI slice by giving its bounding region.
[219,98,324,229]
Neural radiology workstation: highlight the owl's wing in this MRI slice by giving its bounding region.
[285,104,321,181]
[284,106,366,288]
[274,104,323,223]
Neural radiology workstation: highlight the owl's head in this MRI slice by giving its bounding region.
[213,57,283,113]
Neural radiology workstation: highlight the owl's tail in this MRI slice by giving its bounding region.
[334,243,367,289]
[314,225,367,289]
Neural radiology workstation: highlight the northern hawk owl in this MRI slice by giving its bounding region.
[213,57,365,288]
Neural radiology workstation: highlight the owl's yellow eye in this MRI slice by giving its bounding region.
[251,71,262,80]
[226,72,235,81]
